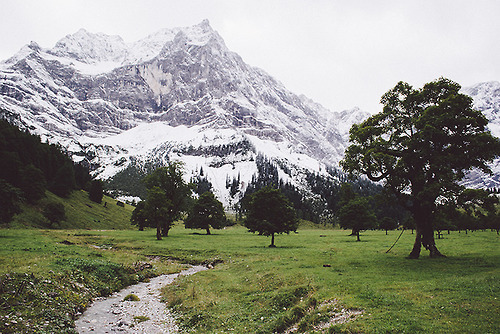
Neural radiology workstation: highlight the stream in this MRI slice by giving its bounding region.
[75,265,207,333]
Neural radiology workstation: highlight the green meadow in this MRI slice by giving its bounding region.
[0,224,498,333]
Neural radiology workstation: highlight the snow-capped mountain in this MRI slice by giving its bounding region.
[1,20,497,210]
[0,20,370,208]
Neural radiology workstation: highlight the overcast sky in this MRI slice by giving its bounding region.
[1,0,499,114]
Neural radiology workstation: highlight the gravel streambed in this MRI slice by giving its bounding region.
[75,265,207,333]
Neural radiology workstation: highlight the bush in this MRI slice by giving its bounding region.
[42,200,66,226]
[55,258,134,294]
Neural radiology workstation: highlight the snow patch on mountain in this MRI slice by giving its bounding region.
[462,81,500,189]
[75,121,330,207]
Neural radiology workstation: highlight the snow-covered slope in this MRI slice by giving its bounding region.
[461,81,500,189]
[0,20,369,208]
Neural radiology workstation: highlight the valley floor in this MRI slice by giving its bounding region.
[0,227,498,333]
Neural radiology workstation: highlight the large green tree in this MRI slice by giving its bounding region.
[185,191,226,235]
[244,187,298,247]
[143,162,191,240]
[341,78,500,258]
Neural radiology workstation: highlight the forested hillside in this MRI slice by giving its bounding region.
[0,117,91,223]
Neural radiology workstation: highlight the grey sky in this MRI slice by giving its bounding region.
[1,0,499,114]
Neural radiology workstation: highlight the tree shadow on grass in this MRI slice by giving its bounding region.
[189,232,221,236]
[248,245,306,249]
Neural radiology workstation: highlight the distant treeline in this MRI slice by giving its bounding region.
[0,118,91,222]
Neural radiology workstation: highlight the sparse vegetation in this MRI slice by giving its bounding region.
[133,315,150,323]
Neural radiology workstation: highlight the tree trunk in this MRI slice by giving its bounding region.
[356,231,361,242]
[269,233,276,247]
[408,206,445,259]
[161,222,169,237]
[206,227,211,235]
[409,229,422,259]
[156,222,162,240]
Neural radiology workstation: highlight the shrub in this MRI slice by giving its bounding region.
[42,200,66,226]
[124,294,140,301]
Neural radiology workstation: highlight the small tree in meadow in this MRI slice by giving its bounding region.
[379,216,398,235]
[244,187,298,247]
[185,191,226,235]
[42,200,66,227]
[337,196,377,241]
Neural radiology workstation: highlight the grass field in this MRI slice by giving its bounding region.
[0,225,498,333]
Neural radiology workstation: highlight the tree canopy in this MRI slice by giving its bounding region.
[185,191,226,235]
[337,196,377,241]
[89,179,104,204]
[244,187,298,247]
[130,200,148,231]
[340,78,500,258]
[142,162,191,240]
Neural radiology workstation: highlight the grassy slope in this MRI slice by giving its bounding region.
[9,190,135,230]
[0,220,498,333]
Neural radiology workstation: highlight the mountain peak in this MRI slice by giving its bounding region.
[170,19,224,48]
[199,18,211,27]
[49,28,128,64]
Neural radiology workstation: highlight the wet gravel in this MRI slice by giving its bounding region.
[75,266,207,333]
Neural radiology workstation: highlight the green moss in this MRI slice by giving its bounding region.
[133,315,150,323]
[124,294,140,301]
